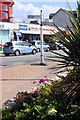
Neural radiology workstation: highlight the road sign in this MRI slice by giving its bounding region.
[28,15,40,19]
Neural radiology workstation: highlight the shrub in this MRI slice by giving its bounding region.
[2,77,80,120]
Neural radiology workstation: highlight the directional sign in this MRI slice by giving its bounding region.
[28,15,40,19]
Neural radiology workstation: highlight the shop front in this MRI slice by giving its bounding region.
[13,23,40,42]
[13,22,58,42]
[0,22,13,52]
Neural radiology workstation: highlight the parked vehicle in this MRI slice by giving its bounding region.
[3,41,37,56]
[47,40,57,50]
[30,40,50,52]
[55,42,65,49]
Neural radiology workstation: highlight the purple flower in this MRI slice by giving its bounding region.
[33,81,36,84]
[39,78,46,84]
[34,89,38,94]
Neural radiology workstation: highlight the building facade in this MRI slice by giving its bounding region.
[0,0,14,22]
[0,0,14,52]
[13,22,58,42]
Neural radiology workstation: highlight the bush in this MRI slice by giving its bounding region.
[2,78,80,120]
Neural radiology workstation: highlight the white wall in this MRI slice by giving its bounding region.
[13,22,59,35]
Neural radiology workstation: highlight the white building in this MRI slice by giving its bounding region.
[13,22,59,42]
[0,21,64,52]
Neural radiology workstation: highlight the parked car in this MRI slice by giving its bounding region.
[55,42,65,49]
[30,40,50,52]
[47,40,57,50]
[3,41,37,56]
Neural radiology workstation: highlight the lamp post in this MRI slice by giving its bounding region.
[40,10,45,65]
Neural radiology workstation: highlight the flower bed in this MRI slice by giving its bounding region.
[2,76,80,120]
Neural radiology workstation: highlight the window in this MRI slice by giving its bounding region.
[2,4,8,19]
[2,11,8,18]
[23,42,31,46]
[37,42,41,45]
[2,4,8,11]
[0,3,9,20]
[0,1,14,21]
[17,42,24,46]
[4,42,13,47]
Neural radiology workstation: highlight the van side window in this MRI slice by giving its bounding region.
[17,42,24,46]
[37,42,41,45]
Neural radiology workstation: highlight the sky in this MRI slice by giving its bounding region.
[13,0,77,23]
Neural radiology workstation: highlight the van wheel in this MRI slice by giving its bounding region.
[37,48,40,52]
[32,49,36,54]
[4,54,9,56]
[14,50,20,56]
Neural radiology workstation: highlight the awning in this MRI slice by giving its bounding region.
[13,31,22,36]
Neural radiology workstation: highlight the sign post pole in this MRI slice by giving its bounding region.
[40,10,45,65]
[28,12,46,65]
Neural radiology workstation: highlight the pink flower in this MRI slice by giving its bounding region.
[39,78,46,84]
[34,89,38,94]
[33,81,36,84]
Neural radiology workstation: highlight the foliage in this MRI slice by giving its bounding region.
[49,1,80,114]
[50,2,80,71]
[2,79,58,120]
[2,77,80,120]
[65,66,80,82]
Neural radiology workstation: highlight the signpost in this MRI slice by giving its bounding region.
[40,10,44,65]
[28,15,40,19]
[28,10,45,65]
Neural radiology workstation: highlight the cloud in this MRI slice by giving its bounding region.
[41,5,61,18]
[13,1,40,22]
[13,0,67,22]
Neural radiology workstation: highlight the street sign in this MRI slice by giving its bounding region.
[19,24,28,30]
[28,15,40,19]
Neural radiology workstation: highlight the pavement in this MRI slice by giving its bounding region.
[0,53,67,107]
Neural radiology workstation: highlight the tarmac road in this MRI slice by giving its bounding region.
[0,50,66,68]
[0,51,54,67]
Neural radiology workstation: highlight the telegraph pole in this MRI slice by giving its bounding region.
[40,10,45,65]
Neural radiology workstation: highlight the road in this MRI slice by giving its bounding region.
[0,50,66,68]
[0,51,54,67]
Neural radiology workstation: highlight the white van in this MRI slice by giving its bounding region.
[30,40,50,52]
[3,41,37,56]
